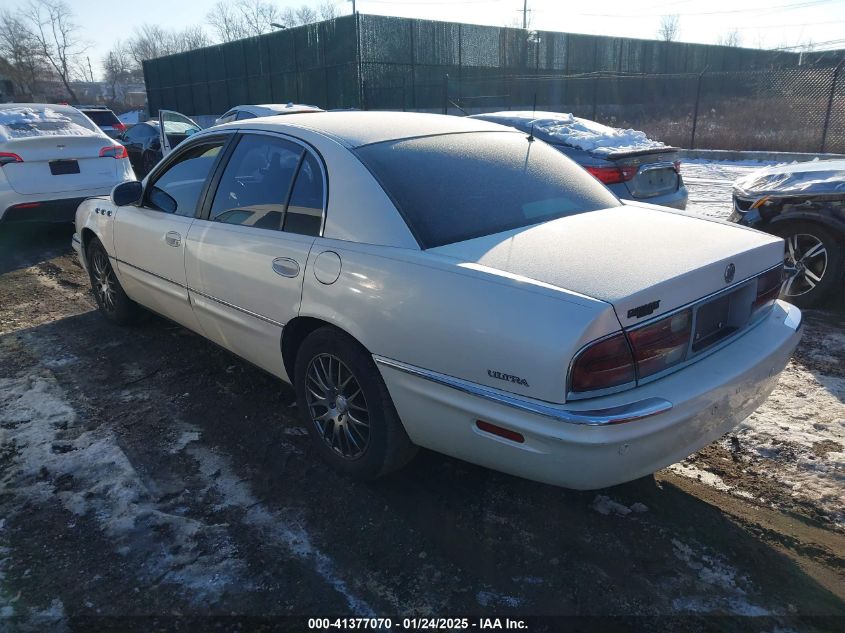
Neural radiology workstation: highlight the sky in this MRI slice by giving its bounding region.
[5,0,845,78]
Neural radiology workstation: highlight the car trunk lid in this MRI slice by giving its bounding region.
[1,135,120,194]
[604,147,681,199]
[428,203,783,328]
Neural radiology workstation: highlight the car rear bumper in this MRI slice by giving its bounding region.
[0,186,115,223]
[376,300,801,490]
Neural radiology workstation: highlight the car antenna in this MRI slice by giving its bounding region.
[527,92,537,142]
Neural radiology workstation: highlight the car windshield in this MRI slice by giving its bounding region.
[354,131,620,248]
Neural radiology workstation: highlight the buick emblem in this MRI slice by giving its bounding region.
[724,263,736,284]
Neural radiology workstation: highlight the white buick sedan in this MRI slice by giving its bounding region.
[72,112,802,489]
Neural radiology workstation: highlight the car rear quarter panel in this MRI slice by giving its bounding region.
[299,240,621,404]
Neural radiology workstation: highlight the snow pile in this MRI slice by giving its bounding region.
[733,159,845,195]
[0,106,99,141]
[531,114,668,155]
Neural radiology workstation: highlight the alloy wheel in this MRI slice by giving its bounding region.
[91,249,117,313]
[305,353,371,459]
[783,233,828,298]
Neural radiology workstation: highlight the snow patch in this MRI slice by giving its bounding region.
[590,495,648,516]
[0,371,249,606]
[0,106,100,140]
[532,114,667,155]
[671,538,769,616]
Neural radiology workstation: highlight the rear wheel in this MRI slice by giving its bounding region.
[86,238,142,325]
[772,223,843,308]
[294,327,417,480]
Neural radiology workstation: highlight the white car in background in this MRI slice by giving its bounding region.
[72,112,801,489]
[214,103,323,125]
[0,104,133,223]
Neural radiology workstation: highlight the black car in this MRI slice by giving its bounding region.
[78,106,126,139]
[118,113,202,178]
[730,159,845,307]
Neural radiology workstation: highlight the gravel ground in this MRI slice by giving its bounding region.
[0,170,844,631]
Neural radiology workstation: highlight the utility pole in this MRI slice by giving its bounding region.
[350,0,356,14]
[523,0,528,29]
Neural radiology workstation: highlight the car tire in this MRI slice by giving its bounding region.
[294,327,417,480]
[772,223,843,309]
[86,237,142,325]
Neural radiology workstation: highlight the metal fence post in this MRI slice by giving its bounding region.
[821,58,845,153]
[443,73,449,114]
[690,67,708,149]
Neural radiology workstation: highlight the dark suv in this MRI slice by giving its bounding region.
[78,107,126,139]
[729,159,844,308]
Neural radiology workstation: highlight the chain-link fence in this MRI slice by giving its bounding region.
[432,64,845,153]
[144,13,844,152]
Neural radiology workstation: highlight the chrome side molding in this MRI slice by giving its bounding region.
[373,355,672,427]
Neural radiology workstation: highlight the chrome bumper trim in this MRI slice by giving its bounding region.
[783,302,803,332]
[373,355,672,427]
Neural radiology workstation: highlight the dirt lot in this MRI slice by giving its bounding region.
[0,221,843,632]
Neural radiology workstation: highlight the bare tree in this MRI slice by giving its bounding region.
[295,5,319,25]
[0,9,48,98]
[102,42,138,106]
[179,26,212,50]
[208,0,284,42]
[717,29,742,47]
[127,24,212,68]
[23,0,86,102]
[657,14,680,42]
[238,0,281,36]
[318,1,340,20]
[207,1,249,43]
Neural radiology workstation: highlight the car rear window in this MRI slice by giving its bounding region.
[0,106,100,140]
[82,110,120,126]
[354,132,620,248]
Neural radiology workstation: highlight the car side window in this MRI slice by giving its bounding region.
[235,110,256,121]
[145,141,224,217]
[209,135,302,230]
[283,152,324,236]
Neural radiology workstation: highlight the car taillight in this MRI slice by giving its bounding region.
[754,266,783,309]
[673,160,681,173]
[113,122,127,132]
[570,333,636,394]
[585,165,638,185]
[100,145,128,159]
[627,309,692,379]
[0,152,23,166]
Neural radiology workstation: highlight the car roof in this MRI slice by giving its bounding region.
[217,111,516,148]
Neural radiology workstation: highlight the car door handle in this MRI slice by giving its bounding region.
[165,231,181,247]
[272,257,300,278]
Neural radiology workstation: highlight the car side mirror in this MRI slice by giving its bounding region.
[111,180,143,207]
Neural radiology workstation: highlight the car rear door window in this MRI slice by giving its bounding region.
[283,152,324,236]
[209,134,302,230]
[146,141,224,216]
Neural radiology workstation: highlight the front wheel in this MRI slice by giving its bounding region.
[294,327,417,480]
[86,238,142,325]
[773,223,843,309]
